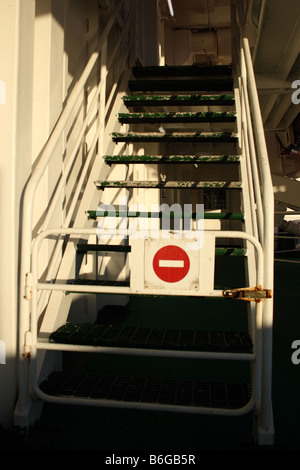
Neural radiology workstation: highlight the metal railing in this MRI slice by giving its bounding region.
[16,0,134,418]
[28,227,261,416]
[16,0,274,441]
[231,0,275,443]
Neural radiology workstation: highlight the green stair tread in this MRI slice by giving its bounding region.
[68,279,130,288]
[128,78,233,92]
[132,65,233,78]
[95,180,242,190]
[215,247,247,256]
[112,131,238,143]
[86,210,244,220]
[40,370,252,409]
[118,111,236,124]
[123,94,235,107]
[49,322,253,353]
[104,155,240,165]
[77,244,131,253]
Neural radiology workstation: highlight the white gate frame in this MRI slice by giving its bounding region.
[24,227,265,418]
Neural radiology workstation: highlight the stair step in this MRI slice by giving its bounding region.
[118,111,236,124]
[132,65,233,78]
[123,94,235,107]
[40,371,251,409]
[49,323,253,352]
[68,279,130,288]
[112,131,238,143]
[76,244,246,256]
[86,210,244,221]
[128,79,233,92]
[104,155,240,165]
[95,180,242,190]
[77,244,131,253]
[215,247,246,256]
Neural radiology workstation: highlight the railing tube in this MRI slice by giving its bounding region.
[242,37,274,280]
[240,49,264,240]
[17,0,126,416]
[235,0,275,441]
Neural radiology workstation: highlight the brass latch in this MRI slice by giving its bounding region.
[222,285,272,302]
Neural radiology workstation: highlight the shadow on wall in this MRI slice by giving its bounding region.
[35,0,101,103]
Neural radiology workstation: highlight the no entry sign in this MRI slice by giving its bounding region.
[153,245,190,283]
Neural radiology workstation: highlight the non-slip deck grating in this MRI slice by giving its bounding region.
[49,323,253,353]
[118,111,236,124]
[104,155,240,165]
[131,65,233,77]
[111,131,238,143]
[86,210,245,221]
[40,371,251,409]
[122,94,235,107]
[68,279,130,287]
[128,78,234,92]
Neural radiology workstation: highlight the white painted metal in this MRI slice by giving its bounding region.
[28,228,260,415]
[14,0,274,444]
[0,0,36,429]
[35,339,256,361]
[28,226,262,417]
[30,228,264,298]
[29,383,257,417]
[15,0,134,427]
[233,0,275,445]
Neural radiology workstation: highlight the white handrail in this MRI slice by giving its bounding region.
[239,54,264,240]
[17,0,130,412]
[28,228,261,416]
[16,0,274,438]
[38,82,102,233]
[20,0,126,279]
[232,0,275,443]
[242,37,275,261]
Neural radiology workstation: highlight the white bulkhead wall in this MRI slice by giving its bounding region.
[31,0,100,282]
[0,0,102,429]
[0,0,35,429]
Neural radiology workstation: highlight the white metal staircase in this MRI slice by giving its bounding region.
[14,0,275,446]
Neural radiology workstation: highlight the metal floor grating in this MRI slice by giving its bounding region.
[40,371,251,409]
[49,323,253,353]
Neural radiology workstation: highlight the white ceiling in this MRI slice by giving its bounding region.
[249,0,300,132]
[168,0,300,134]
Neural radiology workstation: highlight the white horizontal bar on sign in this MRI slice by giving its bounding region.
[159,259,184,268]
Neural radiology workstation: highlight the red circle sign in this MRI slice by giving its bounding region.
[153,245,190,283]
